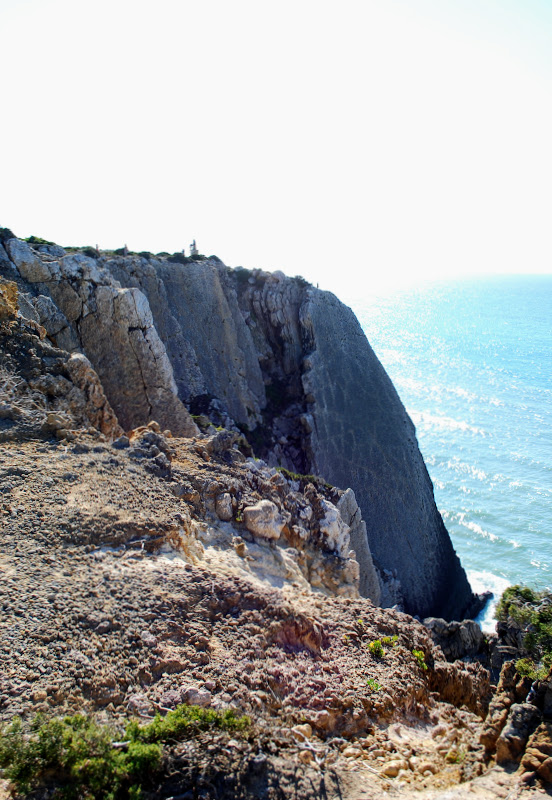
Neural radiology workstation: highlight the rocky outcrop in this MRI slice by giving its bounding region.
[424,617,486,661]
[0,231,477,619]
[0,239,198,437]
[0,279,121,441]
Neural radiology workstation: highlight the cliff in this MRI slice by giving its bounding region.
[0,254,548,799]
[0,230,475,619]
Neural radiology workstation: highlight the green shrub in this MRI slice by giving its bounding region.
[25,235,55,246]
[0,714,160,798]
[126,705,249,745]
[412,649,428,671]
[381,635,398,648]
[368,640,384,659]
[167,253,190,265]
[366,678,381,693]
[82,247,100,259]
[0,705,249,798]
[496,585,552,665]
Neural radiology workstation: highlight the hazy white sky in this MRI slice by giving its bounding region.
[1,0,552,295]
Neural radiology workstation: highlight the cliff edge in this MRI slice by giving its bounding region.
[0,231,476,619]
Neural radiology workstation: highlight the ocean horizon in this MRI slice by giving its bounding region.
[345,274,552,630]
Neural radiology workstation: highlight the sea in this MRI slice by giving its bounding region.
[344,275,552,631]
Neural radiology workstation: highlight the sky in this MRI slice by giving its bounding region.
[1,0,552,297]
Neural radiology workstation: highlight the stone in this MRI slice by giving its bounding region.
[32,294,79,351]
[0,279,18,321]
[337,488,380,603]
[127,693,154,716]
[243,500,285,540]
[180,686,212,707]
[496,703,541,764]
[423,617,486,661]
[65,353,122,439]
[381,758,409,777]
[291,723,313,741]
[6,238,52,283]
[318,499,350,556]
[215,492,233,521]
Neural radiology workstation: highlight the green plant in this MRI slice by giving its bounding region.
[82,247,100,259]
[276,467,333,491]
[368,640,384,659]
[0,706,249,798]
[167,253,190,265]
[496,586,552,666]
[24,235,55,246]
[515,657,550,681]
[412,649,428,671]
[0,713,160,798]
[366,678,381,693]
[381,635,398,648]
[126,705,249,745]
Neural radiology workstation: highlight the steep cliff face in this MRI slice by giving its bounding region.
[0,231,476,619]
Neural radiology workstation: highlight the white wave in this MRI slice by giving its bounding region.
[410,411,486,436]
[468,570,510,634]
[509,540,521,549]
[462,520,498,542]
[447,385,478,402]
[445,459,488,481]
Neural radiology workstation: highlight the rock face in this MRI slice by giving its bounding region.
[0,232,476,619]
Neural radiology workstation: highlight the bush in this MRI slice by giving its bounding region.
[24,235,55,246]
[82,247,100,259]
[0,706,249,798]
[167,253,190,265]
[0,714,161,798]
[412,649,428,671]
[126,705,249,745]
[497,585,552,664]
[368,640,384,659]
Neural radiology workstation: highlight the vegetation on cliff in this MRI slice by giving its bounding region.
[496,585,552,680]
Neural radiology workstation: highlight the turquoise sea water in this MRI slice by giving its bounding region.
[346,275,552,628]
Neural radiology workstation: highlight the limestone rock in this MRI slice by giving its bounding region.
[5,238,52,283]
[65,353,123,439]
[318,499,350,557]
[337,488,381,604]
[299,289,474,619]
[1,233,477,619]
[0,279,18,321]
[77,286,198,436]
[423,616,486,661]
[244,500,285,540]
[215,492,234,521]
[31,294,79,352]
[496,703,541,764]
[181,686,212,707]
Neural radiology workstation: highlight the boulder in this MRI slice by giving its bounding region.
[423,617,486,661]
[496,703,541,764]
[244,500,286,540]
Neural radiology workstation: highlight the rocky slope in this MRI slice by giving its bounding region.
[1,272,552,799]
[0,230,476,619]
